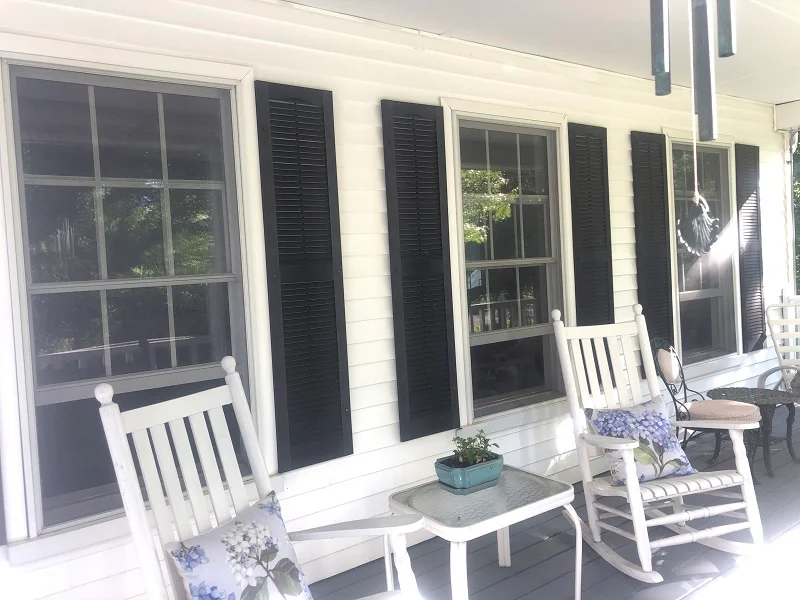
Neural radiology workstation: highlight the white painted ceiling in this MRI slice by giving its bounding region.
[286,0,800,105]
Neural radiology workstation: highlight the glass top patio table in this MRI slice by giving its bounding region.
[389,465,573,536]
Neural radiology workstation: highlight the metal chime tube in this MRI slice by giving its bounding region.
[717,0,737,57]
[650,0,672,96]
[691,0,717,141]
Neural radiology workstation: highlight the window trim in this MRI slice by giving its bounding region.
[9,65,247,531]
[0,39,273,544]
[442,98,572,426]
[664,130,743,365]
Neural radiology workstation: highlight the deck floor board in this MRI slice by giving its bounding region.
[310,410,800,599]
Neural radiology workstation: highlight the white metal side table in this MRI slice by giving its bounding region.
[389,465,582,600]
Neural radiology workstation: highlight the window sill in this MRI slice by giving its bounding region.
[5,475,284,567]
[461,392,570,437]
[681,347,775,383]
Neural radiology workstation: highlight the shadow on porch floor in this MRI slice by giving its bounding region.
[310,408,800,600]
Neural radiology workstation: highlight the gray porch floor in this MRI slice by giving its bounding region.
[310,411,800,600]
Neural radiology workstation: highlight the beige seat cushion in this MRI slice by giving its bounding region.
[687,399,760,421]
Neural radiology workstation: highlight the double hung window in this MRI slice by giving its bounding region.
[458,121,562,416]
[10,66,246,528]
[672,145,736,363]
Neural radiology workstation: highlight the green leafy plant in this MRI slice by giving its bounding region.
[450,429,499,467]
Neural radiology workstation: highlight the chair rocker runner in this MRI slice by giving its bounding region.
[96,356,422,600]
[552,305,763,584]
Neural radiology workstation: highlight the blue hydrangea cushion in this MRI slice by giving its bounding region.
[165,491,313,600]
[584,397,696,485]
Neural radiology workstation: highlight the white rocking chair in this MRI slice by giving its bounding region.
[552,305,763,583]
[96,356,422,600]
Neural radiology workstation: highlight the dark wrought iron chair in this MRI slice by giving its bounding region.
[650,337,726,465]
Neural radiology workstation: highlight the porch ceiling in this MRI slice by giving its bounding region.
[286,0,800,105]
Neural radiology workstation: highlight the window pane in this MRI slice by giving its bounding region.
[520,133,548,196]
[521,202,549,257]
[107,287,170,374]
[471,337,545,403]
[466,269,490,334]
[487,130,519,260]
[36,380,251,527]
[32,292,105,385]
[173,283,231,366]
[16,77,94,177]
[700,151,722,198]
[460,126,489,261]
[519,266,548,326]
[488,267,519,330]
[163,94,225,181]
[26,185,98,283]
[171,189,227,275]
[94,87,162,179]
[103,187,165,278]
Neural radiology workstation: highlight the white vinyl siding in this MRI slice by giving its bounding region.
[0,0,789,596]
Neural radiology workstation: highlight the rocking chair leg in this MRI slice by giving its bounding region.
[708,432,723,466]
[670,496,686,527]
[622,454,653,572]
[731,430,764,545]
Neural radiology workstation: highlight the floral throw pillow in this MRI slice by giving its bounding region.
[584,396,696,485]
[166,491,313,600]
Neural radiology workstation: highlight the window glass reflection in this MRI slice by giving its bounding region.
[32,292,105,385]
[26,185,99,283]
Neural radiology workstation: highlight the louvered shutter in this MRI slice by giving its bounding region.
[735,143,766,352]
[381,100,459,441]
[255,82,352,471]
[631,132,674,343]
[568,123,614,325]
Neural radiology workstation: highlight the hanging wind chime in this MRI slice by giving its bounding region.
[650,0,736,255]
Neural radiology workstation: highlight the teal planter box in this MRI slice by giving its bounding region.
[435,454,504,491]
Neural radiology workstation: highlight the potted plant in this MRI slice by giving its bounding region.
[435,429,503,492]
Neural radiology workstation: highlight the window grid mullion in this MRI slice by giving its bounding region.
[517,134,525,259]
[88,85,112,376]
[157,93,178,368]
[486,130,494,262]
[515,134,523,326]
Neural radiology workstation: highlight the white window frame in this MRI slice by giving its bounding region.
[441,98,573,427]
[663,129,743,364]
[0,36,277,545]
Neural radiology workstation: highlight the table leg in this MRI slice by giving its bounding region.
[450,541,468,600]
[383,535,394,592]
[497,527,511,567]
[744,428,760,485]
[786,403,800,463]
[563,504,583,600]
[761,404,776,477]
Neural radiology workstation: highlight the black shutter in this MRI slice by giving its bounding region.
[381,100,459,441]
[568,123,614,325]
[255,82,352,471]
[736,143,766,352]
[631,131,674,343]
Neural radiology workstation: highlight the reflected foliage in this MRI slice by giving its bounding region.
[461,169,517,246]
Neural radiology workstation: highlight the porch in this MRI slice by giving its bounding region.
[312,416,800,600]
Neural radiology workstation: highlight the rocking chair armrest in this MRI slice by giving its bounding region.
[672,419,760,431]
[580,433,639,451]
[757,365,800,390]
[289,514,424,542]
